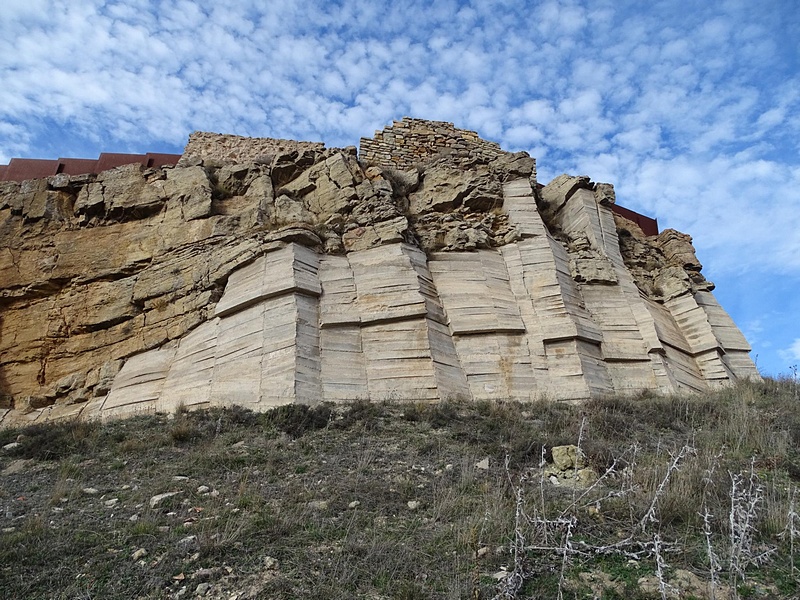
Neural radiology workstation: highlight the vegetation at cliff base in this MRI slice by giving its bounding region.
[1,376,799,599]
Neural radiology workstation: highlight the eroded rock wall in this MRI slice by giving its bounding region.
[0,121,758,426]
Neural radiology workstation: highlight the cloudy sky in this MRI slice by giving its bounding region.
[2,0,798,376]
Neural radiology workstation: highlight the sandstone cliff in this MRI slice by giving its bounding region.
[0,118,758,425]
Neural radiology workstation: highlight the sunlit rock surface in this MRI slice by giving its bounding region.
[0,119,758,425]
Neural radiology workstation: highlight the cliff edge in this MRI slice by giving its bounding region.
[0,118,758,425]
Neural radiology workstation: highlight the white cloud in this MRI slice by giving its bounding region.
[779,339,800,364]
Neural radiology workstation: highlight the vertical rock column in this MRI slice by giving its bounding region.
[319,243,470,402]
[549,185,668,394]
[501,177,610,400]
[663,294,737,386]
[642,298,709,392]
[694,291,760,379]
[318,255,368,401]
[402,245,473,400]
[91,243,324,420]
[428,250,535,400]
[210,243,322,407]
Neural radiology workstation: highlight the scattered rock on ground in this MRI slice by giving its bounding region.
[131,548,148,561]
[150,491,183,508]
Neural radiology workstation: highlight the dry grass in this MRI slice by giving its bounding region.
[0,378,798,599]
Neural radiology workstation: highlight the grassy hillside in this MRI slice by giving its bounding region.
[1,377,799,599]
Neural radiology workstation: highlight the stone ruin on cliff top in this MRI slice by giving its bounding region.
[0,117,759,426]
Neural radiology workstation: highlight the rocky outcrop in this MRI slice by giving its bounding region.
[182,132,325,165]
[0,119,758,426]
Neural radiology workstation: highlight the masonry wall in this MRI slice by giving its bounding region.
[359,117,525,175]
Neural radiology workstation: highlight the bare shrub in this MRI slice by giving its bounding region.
[266,403,332,438]
[8,420,98,460]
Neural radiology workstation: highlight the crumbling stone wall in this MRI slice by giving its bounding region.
[359,117,524,175]
[183,132,325,164]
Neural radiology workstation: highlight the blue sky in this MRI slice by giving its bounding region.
[2,0,799,376]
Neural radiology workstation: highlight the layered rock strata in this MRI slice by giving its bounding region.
[0,120,758,425]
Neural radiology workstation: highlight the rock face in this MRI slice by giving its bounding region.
[0,121,758,426]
